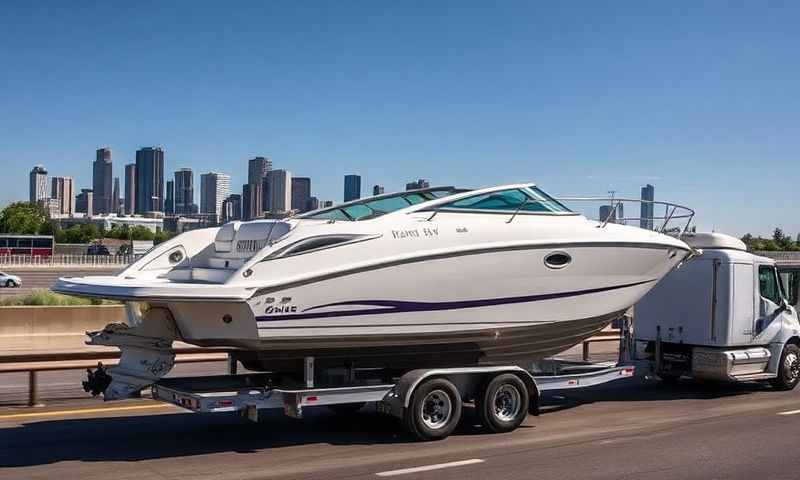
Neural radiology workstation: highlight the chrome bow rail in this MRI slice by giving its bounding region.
[555,197,695,235]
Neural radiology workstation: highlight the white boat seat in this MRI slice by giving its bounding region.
[191,267,233,283]
[214,221,241,253]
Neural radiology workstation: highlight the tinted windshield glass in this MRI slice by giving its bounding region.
[302,188,460,221]
[438,187,572,214]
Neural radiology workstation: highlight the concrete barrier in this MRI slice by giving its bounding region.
[0,305,125,352]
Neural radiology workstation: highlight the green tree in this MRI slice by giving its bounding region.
[153,229,174,245]
[0,202,47,234]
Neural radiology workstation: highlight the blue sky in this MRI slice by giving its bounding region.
[1,1,799,236]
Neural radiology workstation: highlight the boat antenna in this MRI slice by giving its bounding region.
[507,196,530,224]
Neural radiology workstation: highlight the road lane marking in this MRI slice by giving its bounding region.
[375,459,484,477]
[0,403,173,420]
[777,409,800,416]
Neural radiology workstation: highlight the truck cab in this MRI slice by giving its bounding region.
[634,232,800,389]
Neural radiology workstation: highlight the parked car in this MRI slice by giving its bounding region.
[86,244,111,256]
[0,271,22,288]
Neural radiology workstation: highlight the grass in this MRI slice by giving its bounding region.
[0,289,116,306]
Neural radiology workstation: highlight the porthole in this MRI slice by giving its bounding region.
[544,252,571,269]
[168,251,184,264]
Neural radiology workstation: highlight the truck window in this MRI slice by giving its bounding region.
[780,271,800,306]
[759,265,781,305]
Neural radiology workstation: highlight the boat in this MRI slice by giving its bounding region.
[54,183,694,399]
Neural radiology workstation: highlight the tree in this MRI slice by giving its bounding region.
[0,202,47,234]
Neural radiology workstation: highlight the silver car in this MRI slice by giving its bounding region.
[0,271,22,288]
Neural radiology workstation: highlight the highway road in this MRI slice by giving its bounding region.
[0,267,119,298]
[1,374,798,479]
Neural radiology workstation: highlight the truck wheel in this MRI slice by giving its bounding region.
[403,378,462,441]
[770,344,800,391]
[326,402,366,415]
[478,373,529,433]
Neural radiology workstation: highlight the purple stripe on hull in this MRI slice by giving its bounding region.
[255,278,656,323]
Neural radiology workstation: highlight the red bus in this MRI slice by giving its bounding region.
[0,235,55,257]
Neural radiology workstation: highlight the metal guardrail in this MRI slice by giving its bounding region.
[556,197,695,235]
[0,348,231,407]
[0,254,136,268]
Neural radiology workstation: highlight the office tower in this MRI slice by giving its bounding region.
[242,183,263,221]
[265,169,292,213]
[599,203,624,224]
[93,148,113,214]
[135,147,165,214]
[124,163,136,215]
[320,200,334,208]
[307,196,319,211]
[165,180,175,215]
[222,194,242,223]
[29,165,48,203]
[174,168,195,214]
[200,172,231,223]
[291,177,311,213]
[50,176,75,215]
[344,174,361,202]
[37,198,60,217]
[373,185,385,196]
[75,189,94,216]
[639,184,655,230]
[406,179,430,191]
[112,177,121,214]
[248,156,272,185]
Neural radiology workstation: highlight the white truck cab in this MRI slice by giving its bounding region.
[635,232,800,389]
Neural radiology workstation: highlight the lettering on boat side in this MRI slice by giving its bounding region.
[265,305,298,314]
[391,227,438,239]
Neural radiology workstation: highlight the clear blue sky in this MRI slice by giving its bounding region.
[2,1,799,236]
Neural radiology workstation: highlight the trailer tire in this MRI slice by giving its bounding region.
[770,344,800,391]
[403,378,462,441]
[326,402,366,415]
[477,373,529,433]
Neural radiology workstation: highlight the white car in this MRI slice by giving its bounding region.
[0,271,21,288]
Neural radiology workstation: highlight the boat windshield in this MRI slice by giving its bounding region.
[301,187,463,221]
[435,187,571,214]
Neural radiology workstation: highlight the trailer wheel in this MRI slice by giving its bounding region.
[478,373,529,433]
[403,378,462,441]
[326,402,366,415]
[770,344,800,391]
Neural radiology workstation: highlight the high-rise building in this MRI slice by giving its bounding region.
[222,194,242,223]
[200,172,231,223]
[50,176,75,215]
[248,156,272,185]
[266,169,292,213]
[242,183,263,221]
[124,163,136,215]
[291,177,311,213]
[135,147,165,214]
[75,189,93,216]
[640,184,655,230]
[37,198,60,218]
[320,200,334,208]
[112,177,121,214]
[373,185,385,196]
[174,168,195,215]
[93,148,113,214]
[165,180,175,215]
[307,196,319,211]
[29,165,48,204]
[344,174,361,202]
[406,179,430,190]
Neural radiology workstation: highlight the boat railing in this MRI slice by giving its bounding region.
[555,197,695,235]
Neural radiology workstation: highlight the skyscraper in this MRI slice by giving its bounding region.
[75,189,93,216]
[248,156,272,185]
[165,180,175,215]
[344,174,361,202]
[135,147,165,214]
[124,163,136,215]
[112,177,121,214]
[29,165,48,204]
[373,185,385,196]
[242,183,263,221]
[174,168,195,214]
[222,194,242,223]
[266,169,292,213]
[291,177,311,213]
[640,184,655,230]
[93,148,113,214]
[50,176,75,215]
[200,172,231,223]
[406,179,430,190]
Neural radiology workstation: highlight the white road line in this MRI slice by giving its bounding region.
[777,409,800,416]
[376,459,484,477]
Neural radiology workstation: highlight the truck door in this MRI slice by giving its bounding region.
[756,265,785,338]
[778,268,800,307]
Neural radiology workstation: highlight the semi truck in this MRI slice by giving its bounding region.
[634,232,800,389]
